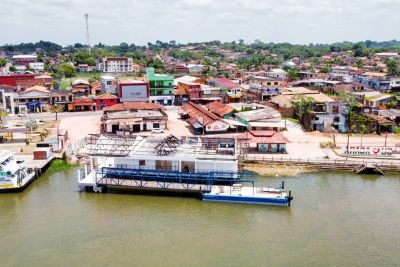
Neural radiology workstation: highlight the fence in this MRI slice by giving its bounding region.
[243,154,400,169]
[64,137,88,157]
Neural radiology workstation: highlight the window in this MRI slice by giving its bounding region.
[139,160,145,166]
[116,164,128,169]
[107,81,112,85]
[153,123,160,129]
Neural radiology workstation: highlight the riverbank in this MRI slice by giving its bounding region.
[242,162,318,177]
[47,159,79,173]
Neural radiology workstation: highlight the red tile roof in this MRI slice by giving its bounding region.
[237,131,288,144]
[181,101,222,126]
[23,85,50,94]
[94,93,118,100]
[211,78,239,89]
[206,101,234,118]
[103,102,165,112]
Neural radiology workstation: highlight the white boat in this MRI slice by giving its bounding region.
[0,151,36,192]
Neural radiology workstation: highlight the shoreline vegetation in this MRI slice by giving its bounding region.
[47,159,79,173]
[242,162,318,177]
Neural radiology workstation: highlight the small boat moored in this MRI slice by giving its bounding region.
[0,151,36,192]
[202,182,293,206]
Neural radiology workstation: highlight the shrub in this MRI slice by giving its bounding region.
[320,141,336,148]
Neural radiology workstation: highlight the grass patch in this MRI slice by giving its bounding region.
[285,118,300,124]
[47,159,79,173]
[320,141,336,148]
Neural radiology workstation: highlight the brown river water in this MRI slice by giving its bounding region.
[0,170,399,266]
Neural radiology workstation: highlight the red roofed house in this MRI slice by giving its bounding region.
[206,101,234,119]
[236,131,288,153]
[94,94,118,110]
[177,81,202,101]
[181,101,229,135]
[207,77,242,103]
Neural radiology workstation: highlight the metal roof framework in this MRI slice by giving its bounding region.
[154,135,180,156]
[90,135,140,157]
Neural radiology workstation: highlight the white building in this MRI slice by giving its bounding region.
[29,62,44,72]
[85,135,239,174]
[187,64,205,74]
[97,57,134,73]
[100,75,117,94]
[0,86,18,114]
[265,69,288,80]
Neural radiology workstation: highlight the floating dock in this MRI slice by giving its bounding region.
[78,167,293,207]
[202,185,292,206]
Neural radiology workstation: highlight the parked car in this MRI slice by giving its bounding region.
[151,128,165,134]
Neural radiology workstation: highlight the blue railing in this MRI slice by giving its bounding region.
[96,167,255,188]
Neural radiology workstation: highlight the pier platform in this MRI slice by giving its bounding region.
[78,167,293,206]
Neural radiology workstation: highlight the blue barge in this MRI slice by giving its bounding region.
[202,184,293,206]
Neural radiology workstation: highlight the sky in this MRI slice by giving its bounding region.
[1,0,400,46]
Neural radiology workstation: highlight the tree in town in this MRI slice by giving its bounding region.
[353,43,364,57]
[48,105,64,121]
[287,68,300,81]
[74,51,96,65]
[9,65,16,72]
[290,94,315,125]
[319,66,330,73]
[0,58,7,67]
[55,63,76,78]
[386,60,399,76]
[337,91,358,155]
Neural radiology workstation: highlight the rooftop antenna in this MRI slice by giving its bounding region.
[84,13,91,53]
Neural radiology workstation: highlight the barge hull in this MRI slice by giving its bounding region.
[201,194,290,206]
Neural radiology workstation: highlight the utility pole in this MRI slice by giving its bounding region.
[384,132,388,147]
[84,13,91,53]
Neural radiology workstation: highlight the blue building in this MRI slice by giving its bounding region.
[354,72,391,92]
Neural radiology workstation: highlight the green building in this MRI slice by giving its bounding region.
[146,67,175,106]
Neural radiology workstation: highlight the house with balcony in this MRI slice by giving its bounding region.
[97,57,133,73]
[146,67,175,106]
[17,85,52,113]
[207,78,242,103]
[248,75,283,101]
[306,101,349,132]
[176,81,202,102]
[272,87,349,132]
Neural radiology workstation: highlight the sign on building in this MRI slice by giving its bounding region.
[119,83,149,102]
